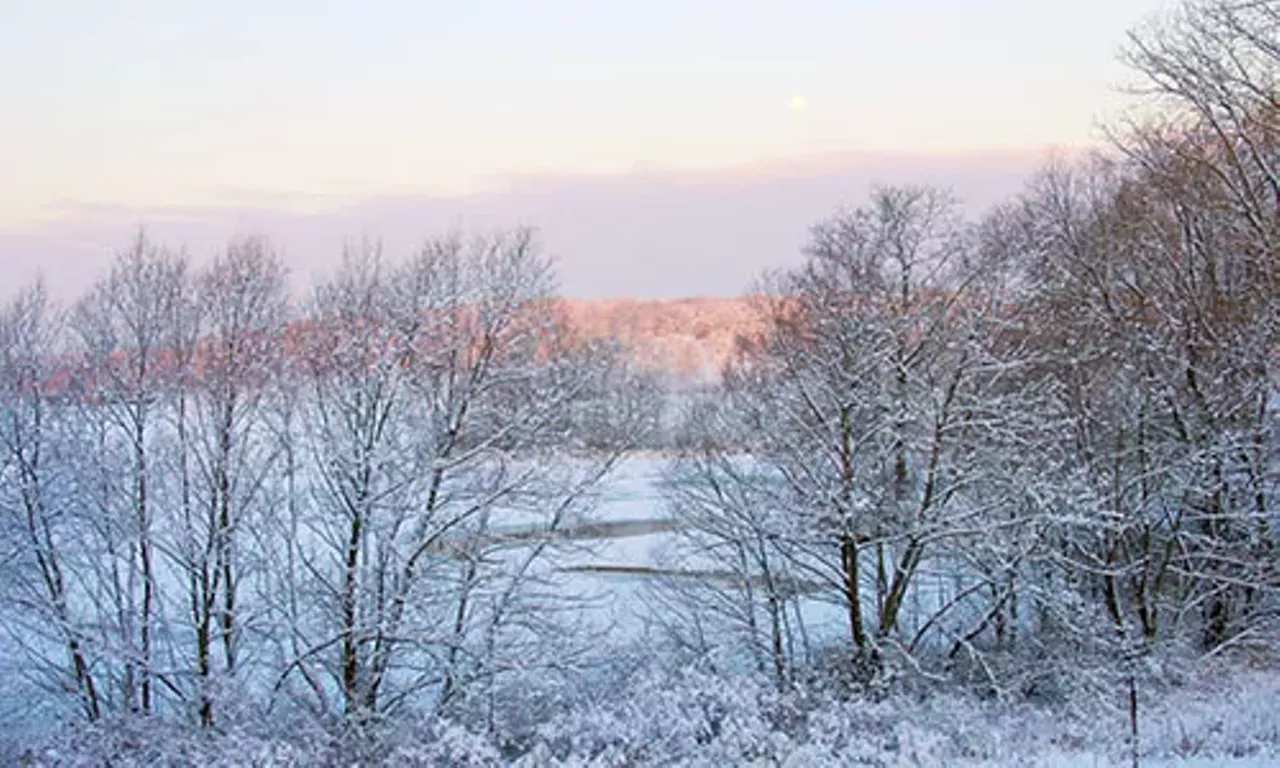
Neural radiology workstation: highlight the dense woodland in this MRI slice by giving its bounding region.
[1,1,1276,764]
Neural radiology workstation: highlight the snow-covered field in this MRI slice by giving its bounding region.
[535,457,954,654]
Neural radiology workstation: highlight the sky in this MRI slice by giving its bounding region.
[1,0,1172,298]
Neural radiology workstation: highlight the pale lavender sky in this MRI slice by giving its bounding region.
[1,0,1170,298]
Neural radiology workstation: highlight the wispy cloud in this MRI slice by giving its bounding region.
[1,149,1057,303]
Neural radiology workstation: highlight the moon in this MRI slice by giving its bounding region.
[790,95,808,113]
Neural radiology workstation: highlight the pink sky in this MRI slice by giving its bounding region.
[1,148,1055,300]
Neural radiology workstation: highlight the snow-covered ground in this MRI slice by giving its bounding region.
[8,663,1278,766]
[3,456,1278,766]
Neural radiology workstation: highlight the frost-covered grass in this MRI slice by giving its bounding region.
[6,659,1277,766]
[3,458,1276,766]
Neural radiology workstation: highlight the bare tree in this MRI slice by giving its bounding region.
[71,234,190,715]
[0,282,102,720]
[664,187,1050,689]
[1121,0,1277,252]
[662,391,811,688]
[164,237,288,726]
[279,229,647,726]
